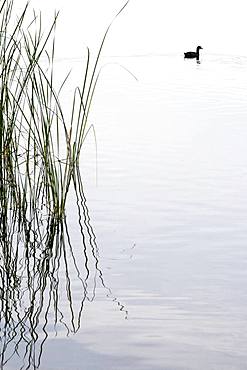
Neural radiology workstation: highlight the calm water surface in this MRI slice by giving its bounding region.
[5,54,247,369]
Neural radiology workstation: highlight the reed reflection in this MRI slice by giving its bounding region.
[0,169,110,370]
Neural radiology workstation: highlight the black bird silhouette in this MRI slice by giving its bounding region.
[184,46,203,59]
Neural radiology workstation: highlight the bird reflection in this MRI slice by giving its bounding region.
[0,168,126,370]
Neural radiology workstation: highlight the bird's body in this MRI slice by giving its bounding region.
[184,46,203,59]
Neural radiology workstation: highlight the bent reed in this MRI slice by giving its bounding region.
[0,0,128,231]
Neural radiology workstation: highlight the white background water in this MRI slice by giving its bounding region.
[77,53,247,370]
[7,1,247,369]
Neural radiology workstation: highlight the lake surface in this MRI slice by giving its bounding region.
[3,53,247,369]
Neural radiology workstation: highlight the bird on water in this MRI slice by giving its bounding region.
[184,46,203,59]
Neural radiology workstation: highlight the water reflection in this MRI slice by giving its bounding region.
[0,169,120,370]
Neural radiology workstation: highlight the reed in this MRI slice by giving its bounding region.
[0,1,129,367]
[0,0,129,233]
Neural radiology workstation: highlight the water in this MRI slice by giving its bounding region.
[3,53,247,369]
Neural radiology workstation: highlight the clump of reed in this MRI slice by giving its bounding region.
[0,0,129,368]
[0,0,129,240]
